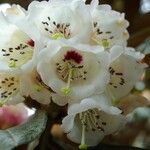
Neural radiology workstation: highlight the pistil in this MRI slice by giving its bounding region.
[79,113,88,150]
[61,68,73,95]
[50,32,65,40]
[101,39,109,48]
[33,84,43,92]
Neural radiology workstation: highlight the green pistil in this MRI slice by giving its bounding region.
[79,123,88,150]
[79,144,88,150]
[61,87,71,96]
[91,35,109,48]
[33,84,42,92]
[9,61,16,68]
[50,33,64,40]
[101,39,109,48]
[61,69,73,96]
[112,98,120,105]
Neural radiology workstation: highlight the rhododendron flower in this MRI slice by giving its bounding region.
[0,103,28,129]
[0,12,41,71]
[37,40,113,105]
[89,0,129,49]
[0,13,42,104]
[27,0,91,42]
[62,95,126,147]
[106,47,145,102]
[50,44,123,106]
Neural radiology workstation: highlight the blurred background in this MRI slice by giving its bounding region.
[0,0,149,150]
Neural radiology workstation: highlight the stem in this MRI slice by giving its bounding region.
[79,114,88,150]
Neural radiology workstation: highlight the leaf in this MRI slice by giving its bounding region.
[0,110,47,150]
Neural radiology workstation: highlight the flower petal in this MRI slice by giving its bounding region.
[106,53,144,100]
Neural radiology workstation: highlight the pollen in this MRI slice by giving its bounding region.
[64,50,83,64]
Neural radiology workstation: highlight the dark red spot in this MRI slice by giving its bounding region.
[64,50,83,64]
[27,39,34,47]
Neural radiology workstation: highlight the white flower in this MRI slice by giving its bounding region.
[4,4,26,24]
[89,0,129,49]
[0,69,25,105]
[27,0,91,42]
[0,13,44,105]
[0,12,41,71]
[21,68,53,105]
[37,40,111,105]
[51,44,123,106]
[106,47,145,102]
[61,94,126,147]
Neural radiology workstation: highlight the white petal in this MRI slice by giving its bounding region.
[66,120,82,144]
[21,69,52,105]
[107,54,144,100]
[61,114,75,133]
[109,45,124,63]
[4,4,26,24]
[52,93,68,106]
[0,70,24,105]
[125,47,145,61]
[0,15,35,70]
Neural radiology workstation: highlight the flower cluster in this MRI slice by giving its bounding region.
[0,0,148,149]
